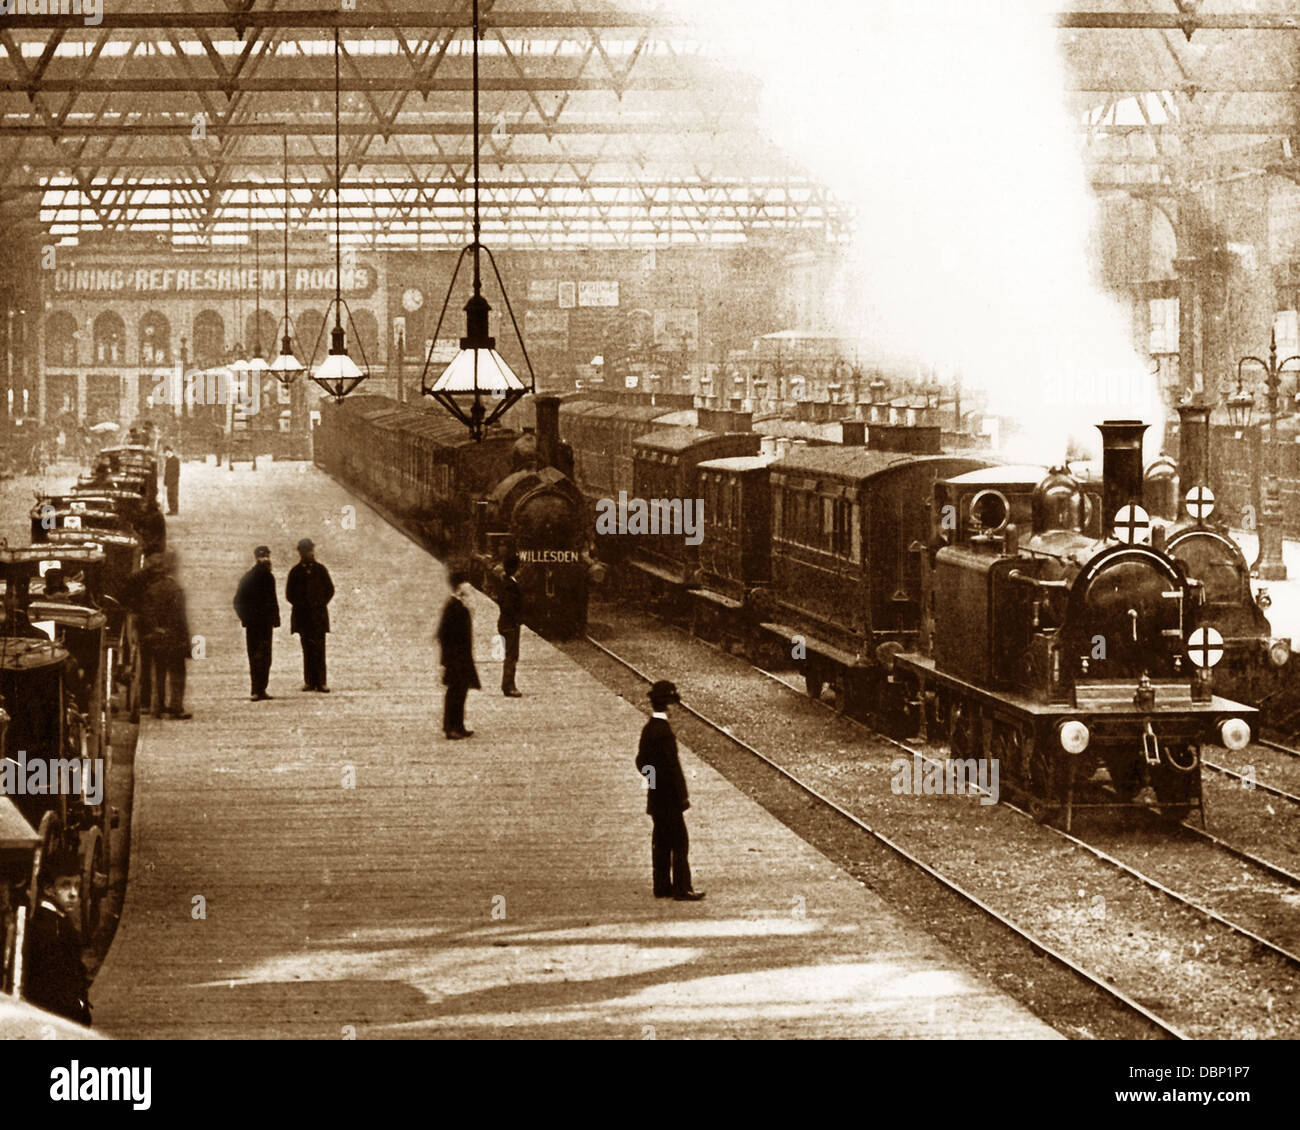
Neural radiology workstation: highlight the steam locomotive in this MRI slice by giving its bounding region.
[314,394,597,638]
[1147,406,1290,713]
[890,422,1258,828]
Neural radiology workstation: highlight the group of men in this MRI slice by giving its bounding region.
[432,561,702,902]
[233,540,335,698]
[433,556,523,739]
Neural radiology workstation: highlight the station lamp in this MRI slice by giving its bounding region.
[1226,369,1254,429]
[310,25,368,403]
[420,0,534,440]
[270,131,304,387]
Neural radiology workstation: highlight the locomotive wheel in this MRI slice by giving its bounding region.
[1000,723,1024,785]
[831,673,851,715]
[948,699,977,761]
[79,828,105,941]
[1026,744,1056,823]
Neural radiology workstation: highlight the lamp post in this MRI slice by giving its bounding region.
[1236,328,1300,580]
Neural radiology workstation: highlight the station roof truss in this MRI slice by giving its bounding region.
[0,1,856,248]
[1059,2,1300,198]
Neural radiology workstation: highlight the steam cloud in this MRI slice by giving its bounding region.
[672,0,1163,461]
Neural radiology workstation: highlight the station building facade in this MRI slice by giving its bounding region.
[38,234,389,432]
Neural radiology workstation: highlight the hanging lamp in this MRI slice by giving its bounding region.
[270,131,305,386]
[420,0,534,440]
[310,23,368,401]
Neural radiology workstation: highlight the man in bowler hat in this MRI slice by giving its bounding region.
[234,545,280,700]
[286,538,334,692]
[436,568,480,739]
[635,680,704,901]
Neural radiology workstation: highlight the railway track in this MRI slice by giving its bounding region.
[1259,735,1300,763]
[579,631,1186,1041]
[754,667,1300,970]
[1201,754,1300,806]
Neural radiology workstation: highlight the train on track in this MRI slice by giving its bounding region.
[315,393,599,637]
[318,386,1276,829]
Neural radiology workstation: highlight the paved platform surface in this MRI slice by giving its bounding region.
[89,458,1058,1039]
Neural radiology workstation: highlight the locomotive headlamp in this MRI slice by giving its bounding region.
[1218,717,1252,751]
[1057,719,1090,754]
[1269,638,1291,667]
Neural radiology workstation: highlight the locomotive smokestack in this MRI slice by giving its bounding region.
[535,395,561,471]
[1175,401,1211,519]
[1097,419,1149,529]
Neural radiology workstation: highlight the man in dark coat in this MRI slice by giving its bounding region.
[234,545,280,701]
[138,548,191,719]
[24,850,92,1027]
[286,537,334,692]
[122,550,165,717]
[435,568,480,739]
[133,496,167,556]
[635,680,704,901]
[497,553,523,697]
[162,445,180,515]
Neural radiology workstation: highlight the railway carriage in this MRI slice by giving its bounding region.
[691,454,777,647]
[619,426,761,608]
[756,447,991,715]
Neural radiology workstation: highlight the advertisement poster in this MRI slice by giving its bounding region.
[578,280,620,307]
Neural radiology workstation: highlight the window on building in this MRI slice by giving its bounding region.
[45,311,78,367]
[93,311,125,365]
[140,310,171,365]
[193,309,226,368]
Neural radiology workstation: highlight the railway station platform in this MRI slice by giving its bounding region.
[90,458,1057,1039]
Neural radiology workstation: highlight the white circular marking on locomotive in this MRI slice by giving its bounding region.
[1112,503,1150,544]
[1186,626,1224,668]
[1185,485,1215,521]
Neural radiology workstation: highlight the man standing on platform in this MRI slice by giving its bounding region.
[133,495,167,557]
[234,545,280,701]
[436,568,480,739]
[497,553,523,697]
[162,446,180,515]
[24,849,92,1027]
[287,538,334,693]
[635,680,704,901]
[123,550,165,720]
[139,548,192,719]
